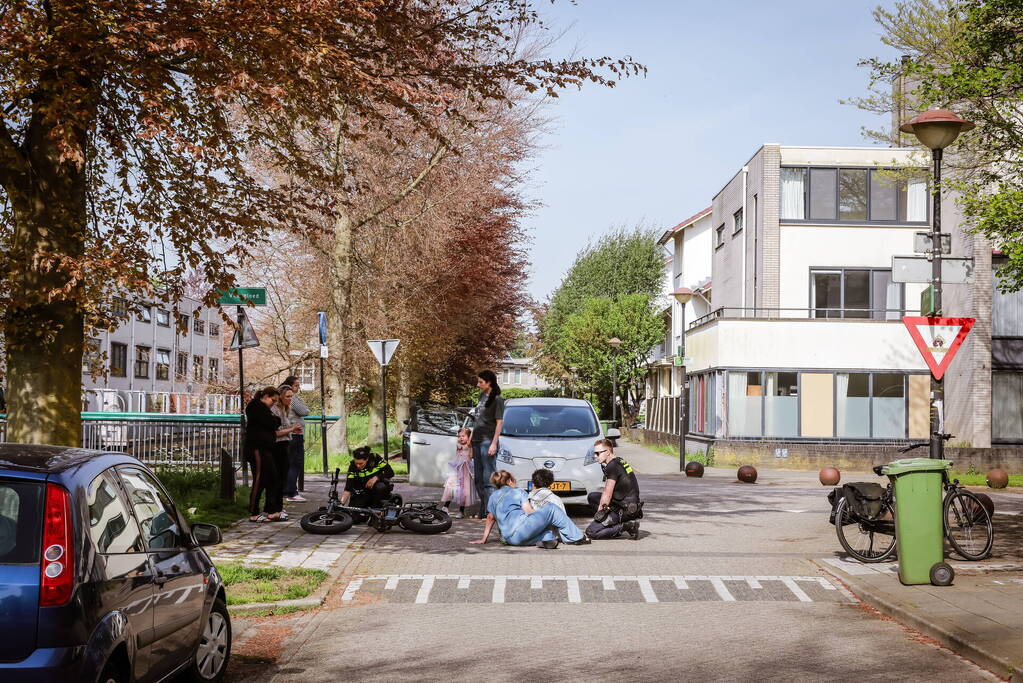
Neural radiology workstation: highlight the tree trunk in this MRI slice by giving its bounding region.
[325,210,353,456]
[3,146,87,446]
[366,382,384,446]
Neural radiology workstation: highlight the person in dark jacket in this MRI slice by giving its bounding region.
[471,369,505,519]
[245,386,294,522]
[341,446,396,508]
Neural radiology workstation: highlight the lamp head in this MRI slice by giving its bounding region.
[900,109,975,150]
[672,287,694,305]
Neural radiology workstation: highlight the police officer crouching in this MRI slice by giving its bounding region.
[586,438,642,540]
[341,446,396,508]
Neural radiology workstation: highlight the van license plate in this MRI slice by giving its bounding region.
[550,481,571,492]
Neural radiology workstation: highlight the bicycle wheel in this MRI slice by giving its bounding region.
[944,489,994,560]
[835,497,897,563]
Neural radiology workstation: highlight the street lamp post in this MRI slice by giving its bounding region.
[608,337,622,427]
[570,366,579,400]
[900,109,975,460]
[672,288,694,472]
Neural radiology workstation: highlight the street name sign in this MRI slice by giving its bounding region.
[229,309,260,350]
[902,316,975,380]
[913,232,951,255]
[367,339,400,367]
[892,256,974,284]
[218,287,267,306]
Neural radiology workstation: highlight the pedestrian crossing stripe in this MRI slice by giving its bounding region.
[340,574,843,604]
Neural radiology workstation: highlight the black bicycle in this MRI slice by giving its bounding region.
[835,440,994,563]
[300,468,452,535]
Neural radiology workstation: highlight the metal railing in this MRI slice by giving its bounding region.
[689,306,920,330]
[0,413,339,469]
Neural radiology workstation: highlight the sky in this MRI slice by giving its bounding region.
[522,0,901,301]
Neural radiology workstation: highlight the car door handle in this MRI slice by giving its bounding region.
[412,440,429,445]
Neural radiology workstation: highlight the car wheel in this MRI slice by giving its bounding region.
[99,658,127,683]
[186,598,231,682]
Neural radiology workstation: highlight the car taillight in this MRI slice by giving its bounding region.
[39,483,74,607]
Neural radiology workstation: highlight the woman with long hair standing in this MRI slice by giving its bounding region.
[471,369,505,519]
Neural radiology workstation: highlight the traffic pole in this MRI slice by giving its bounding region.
[319,355,328,475]
[381,363,389,460]
[930,147,944,460]
[237,305,248,487]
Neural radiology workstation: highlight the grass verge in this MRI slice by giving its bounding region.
[155,468,251,529]
[303,412,406,474]
[950,470,1023,488]
[217,563,328,605]
[228,603,317,617]
[641,442,716,466]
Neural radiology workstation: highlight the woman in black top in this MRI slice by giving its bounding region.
[245,386,289,521]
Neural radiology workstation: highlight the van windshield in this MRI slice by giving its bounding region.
[0,480,44,565]
[500,405,599,438]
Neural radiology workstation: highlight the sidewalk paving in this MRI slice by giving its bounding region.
[818,558,1023,681]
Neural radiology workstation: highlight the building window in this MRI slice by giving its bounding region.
[156,309,171,327]
[208,358,219,382]
[208,322,220,336]
[155,349,171,380]
[177,312,190,332]
[193,355,205,382]
[193,316,205,335]
[514,368,522,384]
[993,372,1023,441]
[872,374,906,438]
[810,268,903,320]
[764,372,799,437]
[110,342,128,378]
[295,362,316,390]
[112,297,128,318]
[137,306,152,323]
[733,208,744,234]
[176,352,189,380]
[82,337,102,374]
[715,224,725,249]
[728,371,764,437]
[689,373,717,436]
[134,345,150,379]
[781,166,928,223]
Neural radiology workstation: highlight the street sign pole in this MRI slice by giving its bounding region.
[318,313,329,475]
[366,339,400,460]
[381,363,389,460]
[931,148,944,460]
[678,365,688,473]
[236,305,248,486]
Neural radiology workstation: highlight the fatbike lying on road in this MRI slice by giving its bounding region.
[300,467,452,535]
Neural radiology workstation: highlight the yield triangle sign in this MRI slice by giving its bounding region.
[367,339,400,366]
[229,310,260,350]
[902,316,974,380]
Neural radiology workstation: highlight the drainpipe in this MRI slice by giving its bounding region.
[741,166,749,312]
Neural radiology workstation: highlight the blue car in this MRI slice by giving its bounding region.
[0,444,231,682]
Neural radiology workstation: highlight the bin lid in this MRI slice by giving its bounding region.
[882,457,952,476]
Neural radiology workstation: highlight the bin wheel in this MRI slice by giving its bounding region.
[930,562,955,586]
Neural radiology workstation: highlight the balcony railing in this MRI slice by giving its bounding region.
[689,307,920,330]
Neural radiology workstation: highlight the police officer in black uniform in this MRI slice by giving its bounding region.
[586,438,642,540]
[341,446,396,508]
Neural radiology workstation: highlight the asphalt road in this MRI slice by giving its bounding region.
[230,451,1014,682]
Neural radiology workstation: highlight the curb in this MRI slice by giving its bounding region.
[814,561,1019,681]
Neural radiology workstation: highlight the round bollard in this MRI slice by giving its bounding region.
[819,467,841,486]
[685,461,704,478]
[737,465,758,484]
[987,468,1009,489]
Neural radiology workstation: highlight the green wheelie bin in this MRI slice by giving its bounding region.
[881,458,955,586]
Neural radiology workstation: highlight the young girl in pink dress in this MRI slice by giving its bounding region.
[441,428,475,518]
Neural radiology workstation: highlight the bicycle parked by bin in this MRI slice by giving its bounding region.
[834,440,994,563]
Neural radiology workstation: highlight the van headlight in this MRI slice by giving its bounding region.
[583,450,597,466]
[497,448,516,465]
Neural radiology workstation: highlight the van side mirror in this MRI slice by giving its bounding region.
[606,428,622,440]
[192,523,222,547]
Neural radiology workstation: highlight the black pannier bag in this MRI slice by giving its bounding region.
[841,482,887,521]
[827,487,846,525]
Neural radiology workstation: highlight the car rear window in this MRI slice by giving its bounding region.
[501,405,599,438]
[0,480,44,564]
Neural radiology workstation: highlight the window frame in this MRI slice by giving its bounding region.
[137,306,152,324]
[193,316,205,335]
[208,357,219,383]
[732,207,744,235]
[193,354,205,382]
[155,348,171,381]
[110,342,128,378]
[808,266,904,319]
[175,352,189,380]
[134,345,151,379]
[156,309,171,327]
[715,223,725,249]
[781,165,929,225]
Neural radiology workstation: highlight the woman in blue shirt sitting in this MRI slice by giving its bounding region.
[470,470,590,549]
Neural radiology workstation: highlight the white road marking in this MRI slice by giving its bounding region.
[567,578,581,603]
[637,578,659,603]
[457,577,471,589]
[710,577,735,601]
[492,577,506,603]
[673,577,688,590]
[341,578,363,601]
[781,577,812,602]
[746,578,762,589]
[414,576,434,604]
[384,577,399,590]
[602,577,616,590]
[530,577,542,589]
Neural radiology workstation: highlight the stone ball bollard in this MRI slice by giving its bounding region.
[685,461,704,478]
[737,465,758,484]
[819,467,841,486]
[987,468,1009,489]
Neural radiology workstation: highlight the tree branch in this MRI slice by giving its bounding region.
[352,143,449,230]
